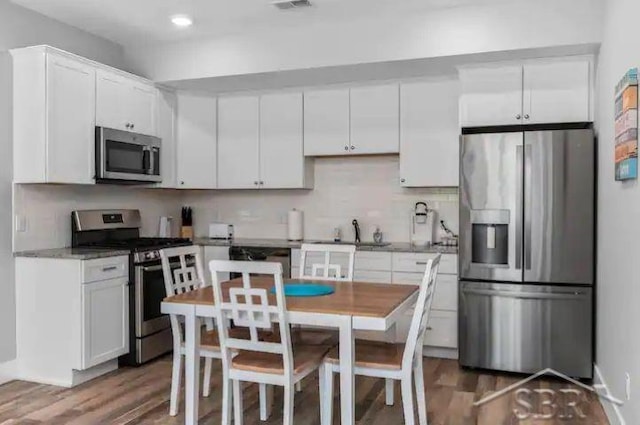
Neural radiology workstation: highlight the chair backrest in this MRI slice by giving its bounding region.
[299,243,356,281]
[210,260,294,379]
[401,254,441,371]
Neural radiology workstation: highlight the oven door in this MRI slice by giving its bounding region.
[96,127,161,183]
[134,262,172,338]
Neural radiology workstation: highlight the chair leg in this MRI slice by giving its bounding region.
[259,384,273,421]
[233,380,244,425]
[221,371,232,425]
[203,357,213,397]
[169,353,182,416]
[401,374,415,425]
[319,365,334,425]
[385,378,395,406]
[414,360,428,425]
[283,383,295,425]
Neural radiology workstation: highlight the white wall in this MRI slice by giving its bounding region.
[126,0,603,84]
[183,156,458,243]
[12,185,182,252]
[596,0,640,423]
[0,0,128,366]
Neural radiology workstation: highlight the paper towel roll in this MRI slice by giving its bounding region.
[288,209,304,241]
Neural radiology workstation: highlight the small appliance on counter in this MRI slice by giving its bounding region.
[209,223,234,240]
[288,209,304,241]
[181,207,193,240]
[437,220,458,246]
[410,202,437,247]
[158,216,174,238]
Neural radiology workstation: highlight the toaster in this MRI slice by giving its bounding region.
[208,223,234,240]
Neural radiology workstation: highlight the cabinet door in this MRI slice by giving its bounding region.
[523,60,591,124]
[350,84,400,154]
[459,65,523,127]
[81,277,129,369]
[204,246,230,283]
[260,92,305,188]
[96,69,127,131]
[303,89,350,156]
[127,82,158,136]
[400,80,459,187]
[46,53,96,184]
[176,93,217,189]
[156,89,177,188]
[218,96,260,189]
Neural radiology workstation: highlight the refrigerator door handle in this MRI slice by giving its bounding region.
[524,144,533,270]
[462,288,587,301]
[515,146,524,270]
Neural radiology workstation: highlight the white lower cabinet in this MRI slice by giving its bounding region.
[82,277,129,369]
[15,255,129,387]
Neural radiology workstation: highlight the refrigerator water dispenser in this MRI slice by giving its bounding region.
[470,210,509,266]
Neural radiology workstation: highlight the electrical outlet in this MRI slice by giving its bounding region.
[15,215,26,233]
[626,373,632,401]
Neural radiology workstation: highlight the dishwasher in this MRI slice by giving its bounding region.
[229,246,291,279]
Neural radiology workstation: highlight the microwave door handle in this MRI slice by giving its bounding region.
[142,147,151,174]
[149,148,156,175]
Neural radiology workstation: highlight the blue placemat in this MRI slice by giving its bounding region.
[269,283,335,297]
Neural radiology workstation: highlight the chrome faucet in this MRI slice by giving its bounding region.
[352,219,361,244]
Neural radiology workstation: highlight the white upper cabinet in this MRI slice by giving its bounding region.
[303,88,350,156]
[350,84,400,154]
[217,96,260,189]
[523,60,591,124]
[459,65,524,127]
[155,89,178,188]
[459,58,592,127]
[400,79,460,187]
[176,93,217,189]
[260,92,312,189]
[96,69,158,136]
[12,47,96,184]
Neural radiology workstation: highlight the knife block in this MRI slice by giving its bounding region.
[180,226,193,240]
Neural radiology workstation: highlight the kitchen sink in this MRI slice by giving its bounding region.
[311,241,391,247]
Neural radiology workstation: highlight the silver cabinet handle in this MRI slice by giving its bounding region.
[344,146,349,151]
[131,123,135,129]
[401,178,406,183]
[254,181,259,186]
[102,266,118,272]
[524,114,530,120]
[350,145,355,150]
[426,326,433,331]
[516,114,522,120]
[416,261,428,265]
[180,181,185,185]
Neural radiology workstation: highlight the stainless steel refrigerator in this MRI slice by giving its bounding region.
[458,124,594,379]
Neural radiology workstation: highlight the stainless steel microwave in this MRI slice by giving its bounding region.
[95,127,161,184]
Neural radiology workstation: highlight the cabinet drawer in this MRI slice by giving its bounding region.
[392,252,457,274]
[392,272,457,311]
[355,251,392,271]
[354,270,392,284]
[82,256,128,283]
[424,310,458,349]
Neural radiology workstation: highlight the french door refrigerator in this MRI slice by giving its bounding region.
[458,123,595,379]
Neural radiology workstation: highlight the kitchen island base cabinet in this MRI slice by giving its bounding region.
[15,256,129,387]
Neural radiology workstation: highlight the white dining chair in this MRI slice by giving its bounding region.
[160,246,272,420]
[320,254,441,425]
[299,243,356,281]
[209,259,331,425]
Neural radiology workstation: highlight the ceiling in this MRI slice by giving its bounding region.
[11,0,520,47]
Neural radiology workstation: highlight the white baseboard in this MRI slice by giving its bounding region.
[0,359,17,386]
[594,364,626,425]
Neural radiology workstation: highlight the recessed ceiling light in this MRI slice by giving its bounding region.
[171,15,193,28]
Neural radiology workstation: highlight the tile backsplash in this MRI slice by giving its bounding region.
[13,184,182,251]
[183,156,459,243]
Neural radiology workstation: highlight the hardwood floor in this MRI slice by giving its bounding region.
[0,356,609,424]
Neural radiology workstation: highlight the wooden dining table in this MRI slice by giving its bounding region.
[161,277,419,425]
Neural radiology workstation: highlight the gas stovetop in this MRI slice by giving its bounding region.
[79,237,192,263]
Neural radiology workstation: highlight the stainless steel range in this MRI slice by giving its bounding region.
[72,209,192,365]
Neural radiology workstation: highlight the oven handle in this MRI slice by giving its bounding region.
[139,261,193,273]
[142,147,151,175]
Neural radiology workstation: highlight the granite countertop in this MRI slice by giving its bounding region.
[194,237,458,254]
[14,247,131,260]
